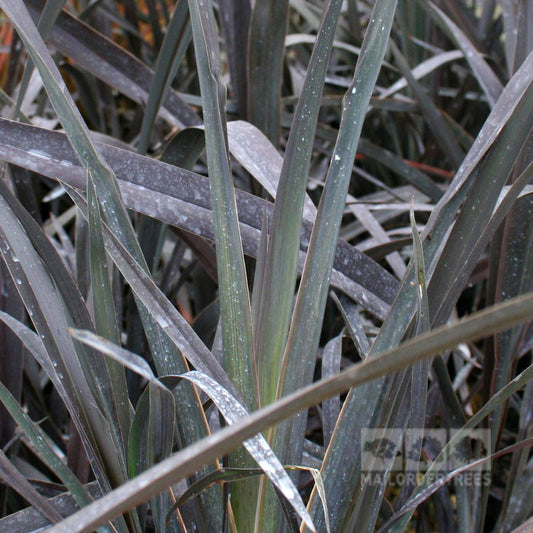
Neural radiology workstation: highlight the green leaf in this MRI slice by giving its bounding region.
[267,7,398,530]
[187,0,256,417]
[253,0,345,410]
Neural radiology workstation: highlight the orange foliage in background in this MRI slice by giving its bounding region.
[0,21,13,83]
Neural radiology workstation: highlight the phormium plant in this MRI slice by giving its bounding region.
[0,0,532,531]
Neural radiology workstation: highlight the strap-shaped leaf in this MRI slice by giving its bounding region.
[187,2,257,528]
[0,118,398,315]
[253,0,346,411]
[188,0,256,410]
[247,0,289,143]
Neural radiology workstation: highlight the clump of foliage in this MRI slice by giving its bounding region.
[0,0,532,531]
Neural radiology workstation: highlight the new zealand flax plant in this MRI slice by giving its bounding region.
[0,0,532,531]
